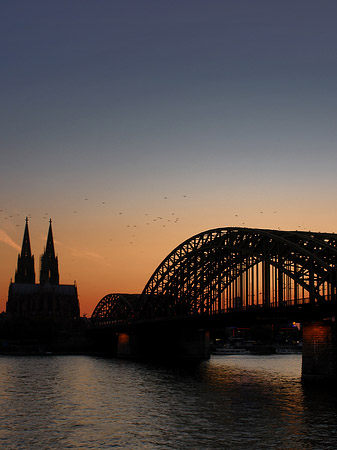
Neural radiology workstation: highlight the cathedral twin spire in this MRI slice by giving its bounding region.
[15,217,35,283]
[15,218,59,285]
[40,219,59,285]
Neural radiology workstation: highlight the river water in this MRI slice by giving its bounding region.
[0,354,336,450]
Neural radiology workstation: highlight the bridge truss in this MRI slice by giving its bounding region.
[141,227,337,319]
[92,227,337,323]
[91,293,140,325]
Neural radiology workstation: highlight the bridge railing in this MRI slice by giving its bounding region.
[91,293,336,326]
[90,318,134,327]
[210,294,336,315]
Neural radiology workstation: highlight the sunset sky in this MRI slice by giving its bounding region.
[1,1,337,315]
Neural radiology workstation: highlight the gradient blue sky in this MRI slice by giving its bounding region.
[1,1,337,314]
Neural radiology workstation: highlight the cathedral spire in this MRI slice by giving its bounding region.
[15,217,35,283]
[22,217,32,258]
[46,219,56,259]
[40,219,59,285]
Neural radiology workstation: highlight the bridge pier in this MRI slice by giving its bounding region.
[301,320,336,384]
[117,332,139,358]
[117,328,210,361]
[176,329,210,360]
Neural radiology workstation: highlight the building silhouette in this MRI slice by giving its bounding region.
[14,217,35,284]
[6,218,80,319]
[40,220,59,285]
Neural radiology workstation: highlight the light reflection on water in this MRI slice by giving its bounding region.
[0,354,336,449]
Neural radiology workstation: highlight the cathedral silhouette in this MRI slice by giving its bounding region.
[6,218,80,319]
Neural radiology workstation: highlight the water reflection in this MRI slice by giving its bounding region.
[0,355,336,449]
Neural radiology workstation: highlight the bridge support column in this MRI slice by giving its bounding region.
[301,321,336,384]
[117,332,139,358]
[177,329,210,360]
[117,329,210,361]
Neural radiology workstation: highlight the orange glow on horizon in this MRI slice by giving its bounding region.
[2,0,337,320]
[1,202,337,316]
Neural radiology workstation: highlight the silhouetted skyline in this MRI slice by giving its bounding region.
[7,218,79,319]
[1,1,337,314]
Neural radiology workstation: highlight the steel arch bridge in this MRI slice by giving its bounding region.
[91,293,140,325]
[92,227,337,324]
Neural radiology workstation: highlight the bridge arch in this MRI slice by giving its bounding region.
[141,227,337,318]
[91,293,140,325]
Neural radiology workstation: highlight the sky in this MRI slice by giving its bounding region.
[1,0,337,315]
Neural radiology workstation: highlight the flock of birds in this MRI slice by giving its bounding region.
[102,195,187,245]
[0,196,188,247]
[0,200,312,244]
[0,211,24,227]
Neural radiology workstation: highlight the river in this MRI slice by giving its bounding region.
[0,354,336,449]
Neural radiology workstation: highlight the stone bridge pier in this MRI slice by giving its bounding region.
[117,327,210,361]
[301,320,336,384]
